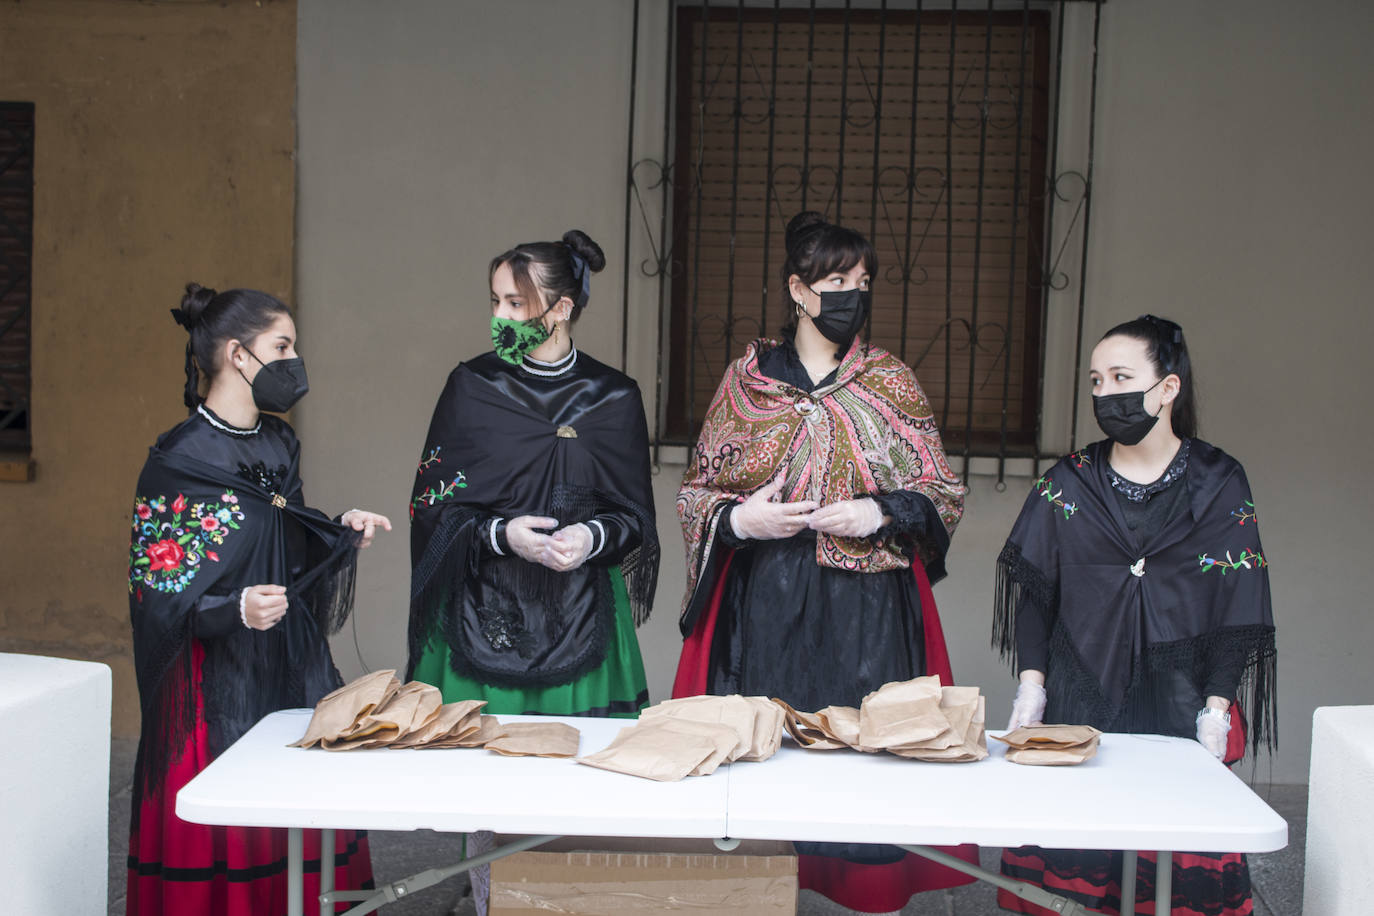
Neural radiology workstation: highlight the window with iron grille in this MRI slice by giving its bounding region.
[0,102,34,454]
[661,6,1051,458]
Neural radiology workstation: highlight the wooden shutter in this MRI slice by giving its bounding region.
[667,9,1049,452]
[0,102,34,452]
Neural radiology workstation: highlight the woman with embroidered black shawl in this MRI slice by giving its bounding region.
[993,315,1276,916]
[126,284,391,916]
[408,230,658,719]
[674,211,975,913]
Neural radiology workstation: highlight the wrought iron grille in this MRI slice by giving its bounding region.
[0,102,34,452]
[621,1,1101,482]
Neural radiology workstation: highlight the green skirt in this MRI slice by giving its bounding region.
[411,567,648,717]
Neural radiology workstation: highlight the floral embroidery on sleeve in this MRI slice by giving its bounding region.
[1034,475,1078,519]
[129,491,245,594]
[1230,500,1258,526]
[1197,549,1266,574]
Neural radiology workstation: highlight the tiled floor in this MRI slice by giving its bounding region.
[108,738,1305,915]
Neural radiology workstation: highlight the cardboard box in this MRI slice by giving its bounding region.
[489,836,797,914]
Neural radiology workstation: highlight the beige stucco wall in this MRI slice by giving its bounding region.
[0,0,297,737]
[298,0,1374,784]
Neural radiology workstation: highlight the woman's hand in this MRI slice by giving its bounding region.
[1006,671,1047,731]
[505,515,560,565]
[341,509,393,548]
[730,477,819,540]
[807,497,886,538]
[544,523,594,572]
[1196,697,1232,759]
[241,584,288,631]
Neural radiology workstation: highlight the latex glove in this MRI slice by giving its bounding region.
[807,497,886,538]
[240,584,288,631]
[544,523,594,572]
[1006,679,1047,731]
[730,477,820,540]
[505,515,560,565]
[340,509,393,549]
[1196,708,1231,759]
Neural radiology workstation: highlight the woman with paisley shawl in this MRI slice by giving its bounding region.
[126,284,390,916]
[673,211,974,913]
[992,316,1276,916]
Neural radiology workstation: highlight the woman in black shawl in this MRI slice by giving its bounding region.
[993,316,1276,916]
[125,284,390,916]
[407,229,658,718]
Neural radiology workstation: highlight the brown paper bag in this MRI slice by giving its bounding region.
[320,680,443,750]
[771,699,851,749]
[289,669,400,749]
[892,693,989,762]
[389,699,487,748]
[640,695,782,763]
[857,676,955,751]
[992,724,1102,766]
[485,722,582,758]
[576,720,732,781]
[418,713,504,749]
[816,705,873,751]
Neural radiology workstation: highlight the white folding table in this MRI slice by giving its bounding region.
[177,710,1287,916]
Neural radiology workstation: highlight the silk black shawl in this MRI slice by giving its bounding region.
[993,438,1276,752]
[408,351,658,687]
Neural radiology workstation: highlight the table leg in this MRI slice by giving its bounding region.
[319,828,335,916]
[1155,850,1172,914]
[898,845,1093,916]
[1121,850,1137,914]
[288,827,303,916]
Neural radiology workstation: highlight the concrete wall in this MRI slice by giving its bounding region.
[0,0,297,737]
[299,0,1374,785]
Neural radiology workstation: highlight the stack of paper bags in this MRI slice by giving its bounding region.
[773,675,988,763]
[992,724,1101,765]
[288,669,577,757]
[577,695,784,781]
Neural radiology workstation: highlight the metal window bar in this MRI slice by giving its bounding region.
[629,3,1099,485]
[0,102,35,451]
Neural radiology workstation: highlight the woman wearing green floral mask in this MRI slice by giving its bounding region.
[409,227,659,727]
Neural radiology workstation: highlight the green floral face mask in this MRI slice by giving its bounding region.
[491,315,552,365]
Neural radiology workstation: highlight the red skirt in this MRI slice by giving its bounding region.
[998,846,1253,916]
[127,642,373,916]
[674,554,978,914]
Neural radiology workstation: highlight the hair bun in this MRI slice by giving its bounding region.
[562,230,606,273]
[785,210,828,252]
[178,282,218,329]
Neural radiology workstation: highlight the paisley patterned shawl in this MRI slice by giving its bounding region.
[677,336,966,627]
[993,438,1277,753]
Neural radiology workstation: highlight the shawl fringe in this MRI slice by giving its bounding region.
[992,540,1056,671]
[1045,622,1278,755]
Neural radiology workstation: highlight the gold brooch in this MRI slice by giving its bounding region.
[556,425,578,439]
[271,494,287,509]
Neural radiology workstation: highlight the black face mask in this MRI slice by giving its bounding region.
[239,347,309,413]
[809,288,871,347]
[1093,378,1163,445]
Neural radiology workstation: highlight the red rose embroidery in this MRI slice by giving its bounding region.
[146,539,185,572]
[172,494,187,514]
[136,503,153,520]
[200,516,219,532]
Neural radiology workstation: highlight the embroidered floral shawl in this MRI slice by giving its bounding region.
[677,336,966,631]
[128,440,359,797]
[993,438,1277,752]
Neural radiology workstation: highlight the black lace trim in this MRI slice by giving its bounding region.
[1106,438,1191,503]
[992,540,1057,671]
[1044,621,1277,755]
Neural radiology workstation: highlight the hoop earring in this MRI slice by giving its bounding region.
[552,324,560,345]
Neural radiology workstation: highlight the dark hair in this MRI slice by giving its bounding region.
[779,210,877,334]
[1100,314,1199,439]
[171,283,290,410]
[489,229,606,324]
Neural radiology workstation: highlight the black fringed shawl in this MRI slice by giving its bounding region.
[408,351,659,687]
[993,438,1277,754]
[127,416,359,803]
